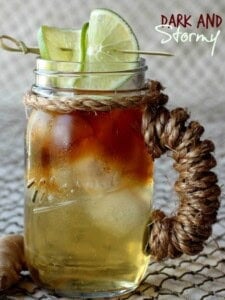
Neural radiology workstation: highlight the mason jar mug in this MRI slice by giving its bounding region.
[24,58,154,298]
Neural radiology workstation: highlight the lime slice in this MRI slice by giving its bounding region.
[78,8,139,90]
[38,25,82,63]
[37,24,88,88]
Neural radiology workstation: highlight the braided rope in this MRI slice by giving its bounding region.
[23,81,168,112]
[24,81,221,261]
[142,104,221,260]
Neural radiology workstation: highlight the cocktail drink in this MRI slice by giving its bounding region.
[23,8,158,296]
[25,103,153,297]
[18,6,175,298]
[23,8,159,297]
[24,49,153,297]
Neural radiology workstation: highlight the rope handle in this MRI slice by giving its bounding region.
[142,84,221,260]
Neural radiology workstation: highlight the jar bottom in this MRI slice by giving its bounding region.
[28,262,147,299]
[54,284,138,299]
[31,274,138,299]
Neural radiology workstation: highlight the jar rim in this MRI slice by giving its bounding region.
[34,57,147,92]
[35,57,147,75]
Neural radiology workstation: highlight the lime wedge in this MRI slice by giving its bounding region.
[38,25,82,63]
[37,24,89,88]
[78,8,139,90]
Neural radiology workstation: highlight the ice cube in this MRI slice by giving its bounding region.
[85,187,151,235]
[52,113,93,151]
[52,156,121,194]
[72,156,120,192]
[51,166,74,192]
[27,110,53,141]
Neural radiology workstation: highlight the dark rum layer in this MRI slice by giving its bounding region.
[27,108,153,185]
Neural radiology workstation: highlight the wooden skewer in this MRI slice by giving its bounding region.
[0,35,39,54]
[118,50,173,56]
[0,35,173,57]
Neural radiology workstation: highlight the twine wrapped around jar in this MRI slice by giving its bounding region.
[24,80,221,261]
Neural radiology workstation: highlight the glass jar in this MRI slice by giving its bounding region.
[24,58,153,298]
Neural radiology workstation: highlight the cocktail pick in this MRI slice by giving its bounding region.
[118,50,173,56]
[0,35,39,54]
[0,35,173,57]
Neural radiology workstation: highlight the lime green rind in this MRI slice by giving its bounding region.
[80,22,89,68]
[37,26,50,59]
